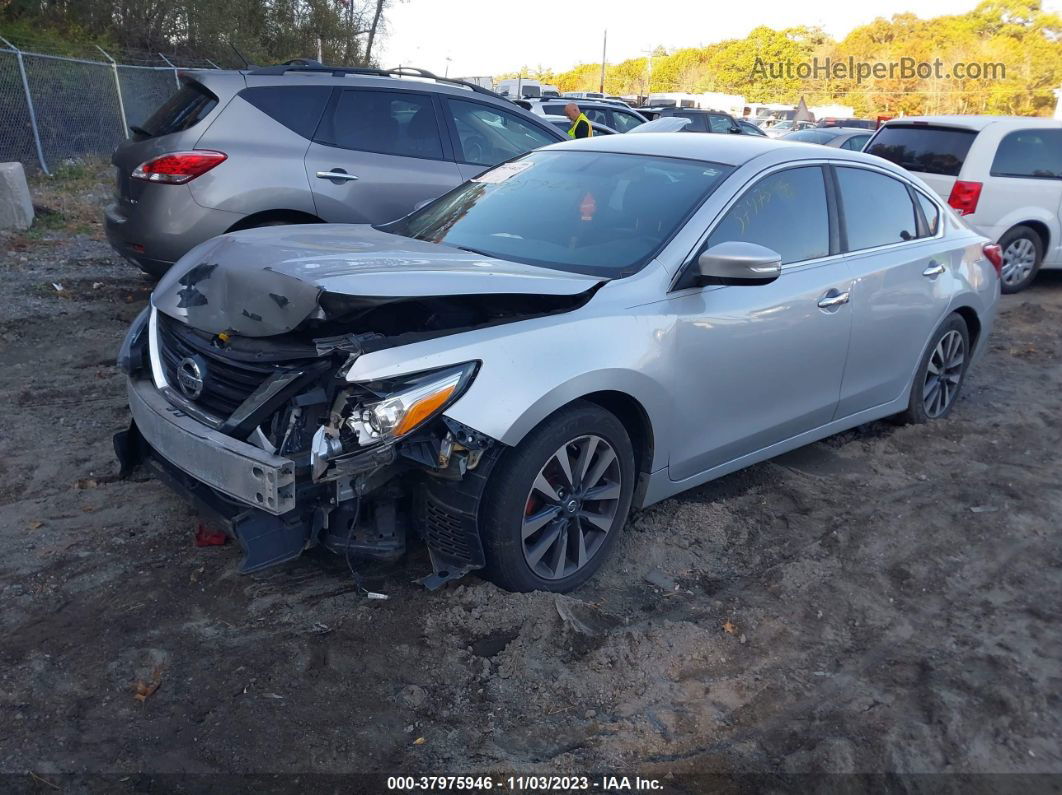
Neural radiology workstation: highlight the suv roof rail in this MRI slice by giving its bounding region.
[245,62,504,98]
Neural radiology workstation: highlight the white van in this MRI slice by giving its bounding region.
[865,116,1062,292]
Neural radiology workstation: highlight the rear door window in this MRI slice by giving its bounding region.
[610,110,644,132]
[840,134,870,151]
[705,166,830,264]
[787,130,837,145]
[584,107,610,127]
[836,167,919,250]
[139,81,218,138]
[991,129,1062,178]
[674,112,707,132]
[240,86,331,139]
[865,125,976,176]
[316,89,444,160]
[707,114,734,133]
[445,99,557,167]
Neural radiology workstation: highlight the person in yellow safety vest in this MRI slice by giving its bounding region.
[564,103,593,139]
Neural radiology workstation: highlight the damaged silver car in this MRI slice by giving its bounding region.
[115,134,1001,592]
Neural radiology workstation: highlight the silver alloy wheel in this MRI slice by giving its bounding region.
[521,434,622,580]
[1001,237,1037,286]
[923,329,965,418]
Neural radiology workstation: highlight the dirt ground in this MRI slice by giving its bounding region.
[1,165,1060,788]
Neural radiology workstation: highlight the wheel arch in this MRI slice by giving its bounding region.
[952,304,982,352]
[1004,220,1050,253]
[488,370,669,499]
[578,390,656,508]
[225,209,323,233]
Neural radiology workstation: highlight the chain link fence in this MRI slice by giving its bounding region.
[0,38,221,174]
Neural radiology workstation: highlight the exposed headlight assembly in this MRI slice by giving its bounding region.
[346,362,478,446]
[117,306,151,374]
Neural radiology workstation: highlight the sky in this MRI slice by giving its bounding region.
[379,0,1062,79]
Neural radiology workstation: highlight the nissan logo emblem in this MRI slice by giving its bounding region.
[176,357,205,400]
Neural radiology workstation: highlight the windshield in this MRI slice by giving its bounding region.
[384,150,732,276]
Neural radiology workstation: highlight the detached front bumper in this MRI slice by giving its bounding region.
[126,376,296,515]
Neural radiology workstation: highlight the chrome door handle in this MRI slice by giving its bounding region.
[817,289,850,309]
[922,261,945,278]
[316,170,359,182]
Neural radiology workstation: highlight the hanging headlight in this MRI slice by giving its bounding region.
[346,362,478,446]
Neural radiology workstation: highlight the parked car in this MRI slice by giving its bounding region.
[544,115,617,135]
[865,116,1062,292]
[115,133,1000,593]
[105,64,564,278]
[783,127,872,150]
[816,118,877,130]
[520,98,648,133]
[639,107,749,135]
[764,120,816,138]
[737,119,767,137]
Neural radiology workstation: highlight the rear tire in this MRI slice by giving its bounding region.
[479,401,635,593]
[999,225,1043,294]
[899,313,970,424]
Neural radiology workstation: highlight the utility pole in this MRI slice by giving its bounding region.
[642,47,654,101]
[599,30,607,94]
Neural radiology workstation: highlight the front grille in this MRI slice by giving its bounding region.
[156,314,286,418]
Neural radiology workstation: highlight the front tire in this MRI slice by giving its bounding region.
[899,314,970,424]
[480,401,635,593]
[999,225,1043,294]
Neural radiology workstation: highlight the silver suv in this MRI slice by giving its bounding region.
[115,134,1000,593]
[104,65,564,277]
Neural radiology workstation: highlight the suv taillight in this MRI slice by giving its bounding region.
[983,243,1003,277]
[947,180,982,216]
[131,151,227,184]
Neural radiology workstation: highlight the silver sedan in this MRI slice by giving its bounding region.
[117,133,1001,592]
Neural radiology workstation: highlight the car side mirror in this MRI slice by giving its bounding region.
[695,241,782,285]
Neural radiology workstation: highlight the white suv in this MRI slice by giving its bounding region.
[866,116,1062,292]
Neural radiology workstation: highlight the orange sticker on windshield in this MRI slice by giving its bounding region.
[579,192,597,221]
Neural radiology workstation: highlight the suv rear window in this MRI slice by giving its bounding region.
[991,129,1062,179]
[139,81,218,138]
[240,86,331,140]
[865,125,976,177]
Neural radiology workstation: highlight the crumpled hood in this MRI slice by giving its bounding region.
[152,224,603,337]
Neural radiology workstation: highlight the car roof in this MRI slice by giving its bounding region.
[552,131,893,169]
[209,64,515,104]
[883,115,1062,131]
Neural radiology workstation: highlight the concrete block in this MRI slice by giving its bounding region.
[0,162,34,231]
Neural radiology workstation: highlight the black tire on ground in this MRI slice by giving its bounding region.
[998,225,1044,294]
[899,313,971,424]
[138,262,169,281]
[479,400,636,593]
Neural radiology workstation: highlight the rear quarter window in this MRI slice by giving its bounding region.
[865,125,977,177]
[140,81,218,138]
[991,129,1062,178]
[240,85,332,139]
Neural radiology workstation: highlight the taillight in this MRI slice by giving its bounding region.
[983,243,1003,277]
[131,151,227,184]
[947,180,982,216]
